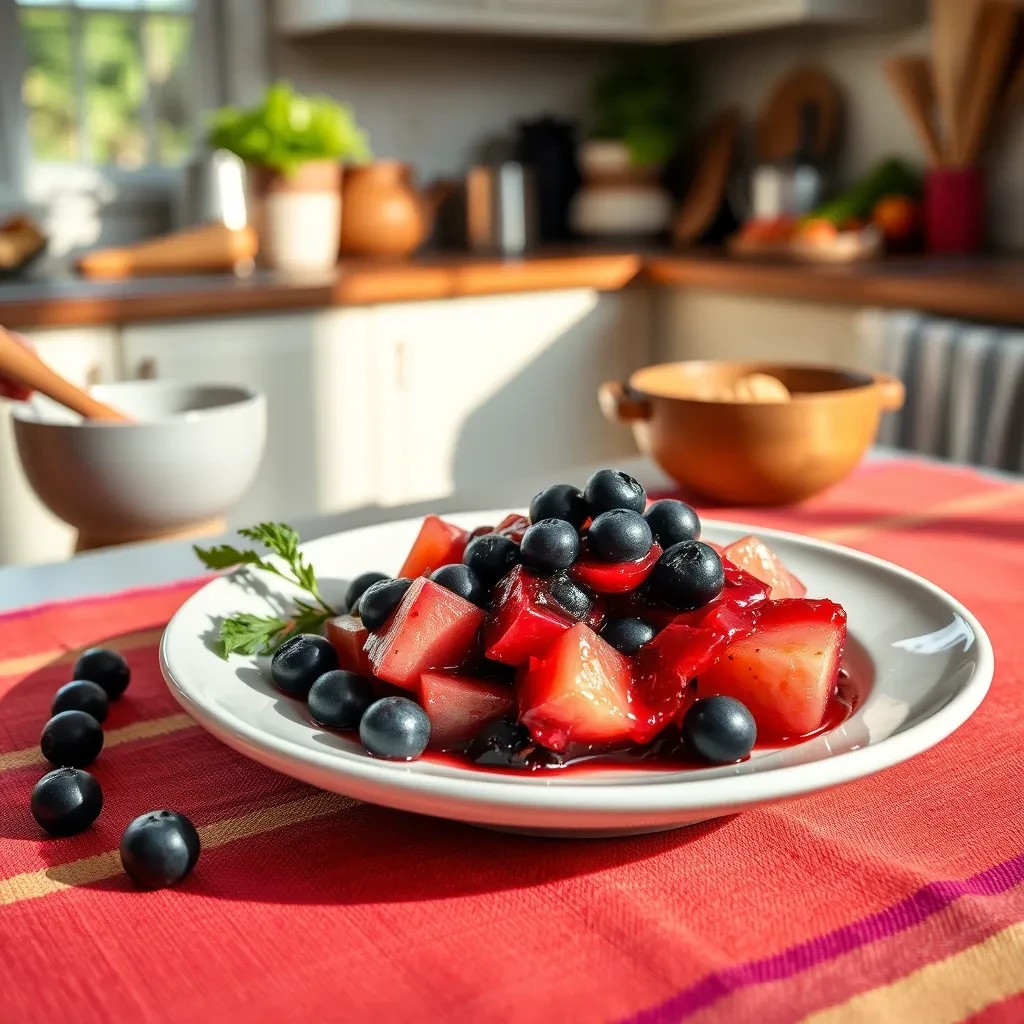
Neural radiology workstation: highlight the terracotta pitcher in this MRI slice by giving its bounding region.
[339,160,451,258]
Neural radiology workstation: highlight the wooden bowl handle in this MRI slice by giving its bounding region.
[873,373,906,412]
[598,381,652,423]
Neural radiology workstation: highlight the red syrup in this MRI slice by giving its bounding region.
[315,652,870,777]
[305,638,872,774]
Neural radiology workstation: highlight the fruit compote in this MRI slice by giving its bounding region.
[272,469,862,769]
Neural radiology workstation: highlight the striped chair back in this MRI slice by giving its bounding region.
[858,310,1024,473]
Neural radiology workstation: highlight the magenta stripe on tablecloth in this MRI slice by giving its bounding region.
[622,851,1024,1024]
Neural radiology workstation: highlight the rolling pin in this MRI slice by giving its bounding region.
[77,223,258,279]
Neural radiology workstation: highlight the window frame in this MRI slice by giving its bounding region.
[0,0,223,201]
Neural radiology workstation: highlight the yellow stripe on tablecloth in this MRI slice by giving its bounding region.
[0,626,165,682]
[0,791,354,906]
[812,485,1024,544]
[801,919,1024,1024]
[0,713,197,774]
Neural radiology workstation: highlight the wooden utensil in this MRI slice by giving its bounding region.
[77,223,258,279]
[885,56,944,165]
[930,0,984,164]
[960,1,1020,165]
[996,50,1024,125]
[673,109,741,248]
[756,67,843,163]
[0,327,132,422]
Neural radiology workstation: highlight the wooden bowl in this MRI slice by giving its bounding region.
[599,361,905,505]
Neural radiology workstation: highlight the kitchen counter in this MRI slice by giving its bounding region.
[0,251,643,328]
[644,253,1024,327]
[2,249,1024,328]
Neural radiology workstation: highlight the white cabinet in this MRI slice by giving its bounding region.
[656,0,923,39]
[0,327,122,566]
[0,287,652,566]
[277,0,920,39]
[277,0,654,39]
[121,309,377,527]
[368,289,651,506]
[652,287,875,370]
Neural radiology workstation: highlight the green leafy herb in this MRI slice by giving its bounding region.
[195,522,337,658]
[207,81,371,176]
[589,49,696,168]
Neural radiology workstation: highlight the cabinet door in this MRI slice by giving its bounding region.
[279,0,491,34]
[121,310,376,527]
[497,0,646,30]
[279,0,652,36]
[369,289,651,507]
[656,0,922,39]
[0,327,121,566]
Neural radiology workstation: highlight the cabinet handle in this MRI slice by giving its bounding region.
[136,358,157,380]
[394,340,406,390]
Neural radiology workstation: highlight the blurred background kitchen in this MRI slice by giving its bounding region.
[1,0,1023,567]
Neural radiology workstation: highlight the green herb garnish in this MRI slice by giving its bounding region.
[195,523,337,657]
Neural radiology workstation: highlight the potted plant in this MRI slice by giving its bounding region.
[208,82,370,272]
[572,51,695,238]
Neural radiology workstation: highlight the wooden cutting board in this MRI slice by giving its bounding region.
[673,109,741,248]
[756,66,843,163]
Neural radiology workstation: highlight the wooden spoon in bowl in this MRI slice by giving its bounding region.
[0,327,133,422]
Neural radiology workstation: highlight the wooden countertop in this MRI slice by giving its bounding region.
[2,248,1024,329]
[644,253,1024,326]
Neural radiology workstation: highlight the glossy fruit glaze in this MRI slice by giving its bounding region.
[306,658,867,776]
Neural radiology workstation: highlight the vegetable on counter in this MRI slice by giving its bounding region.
[808,157,922,228]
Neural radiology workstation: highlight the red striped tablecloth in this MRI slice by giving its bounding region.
[0,458,1022,1024]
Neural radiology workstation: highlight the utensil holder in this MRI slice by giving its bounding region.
[924,167,986,255]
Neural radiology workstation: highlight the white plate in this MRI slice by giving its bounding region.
[161,512,994,838]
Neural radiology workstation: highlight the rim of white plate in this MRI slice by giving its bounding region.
[160,514,995,815]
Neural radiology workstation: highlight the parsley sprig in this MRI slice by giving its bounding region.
[195,523,337,657]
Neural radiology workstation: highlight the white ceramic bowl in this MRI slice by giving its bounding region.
[13,380,266,545]
[161,511,993,838]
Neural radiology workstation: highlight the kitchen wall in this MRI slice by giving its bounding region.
[273,17,1024,250]
[687,22,1024,250]
[273,30,618,181]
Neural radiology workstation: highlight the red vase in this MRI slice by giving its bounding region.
[924,167,986,255]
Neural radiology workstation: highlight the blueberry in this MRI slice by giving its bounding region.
[466,717,534,767]
[583,469,646,517]
[270,633,338,698]
[359,577,413,631]
[648,540,725,611]
[344,571,390,611]
[600,617,656,655]
[520,519,580,575]
[682,696,756,763]
[52,680,109,724]
[644,499,701,547]
[548,573,593,621]
[120,810,201,890]
[41,710,103,768]
[359,697,431,760]
[307,670,373,730]
[588,508,653,563]
[430,564,486,607]
[463,533,520,587]
[31,767,103,837]
[72,648,130,701]
[529,484,588,529]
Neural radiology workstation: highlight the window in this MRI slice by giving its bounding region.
[15,0,202,171]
